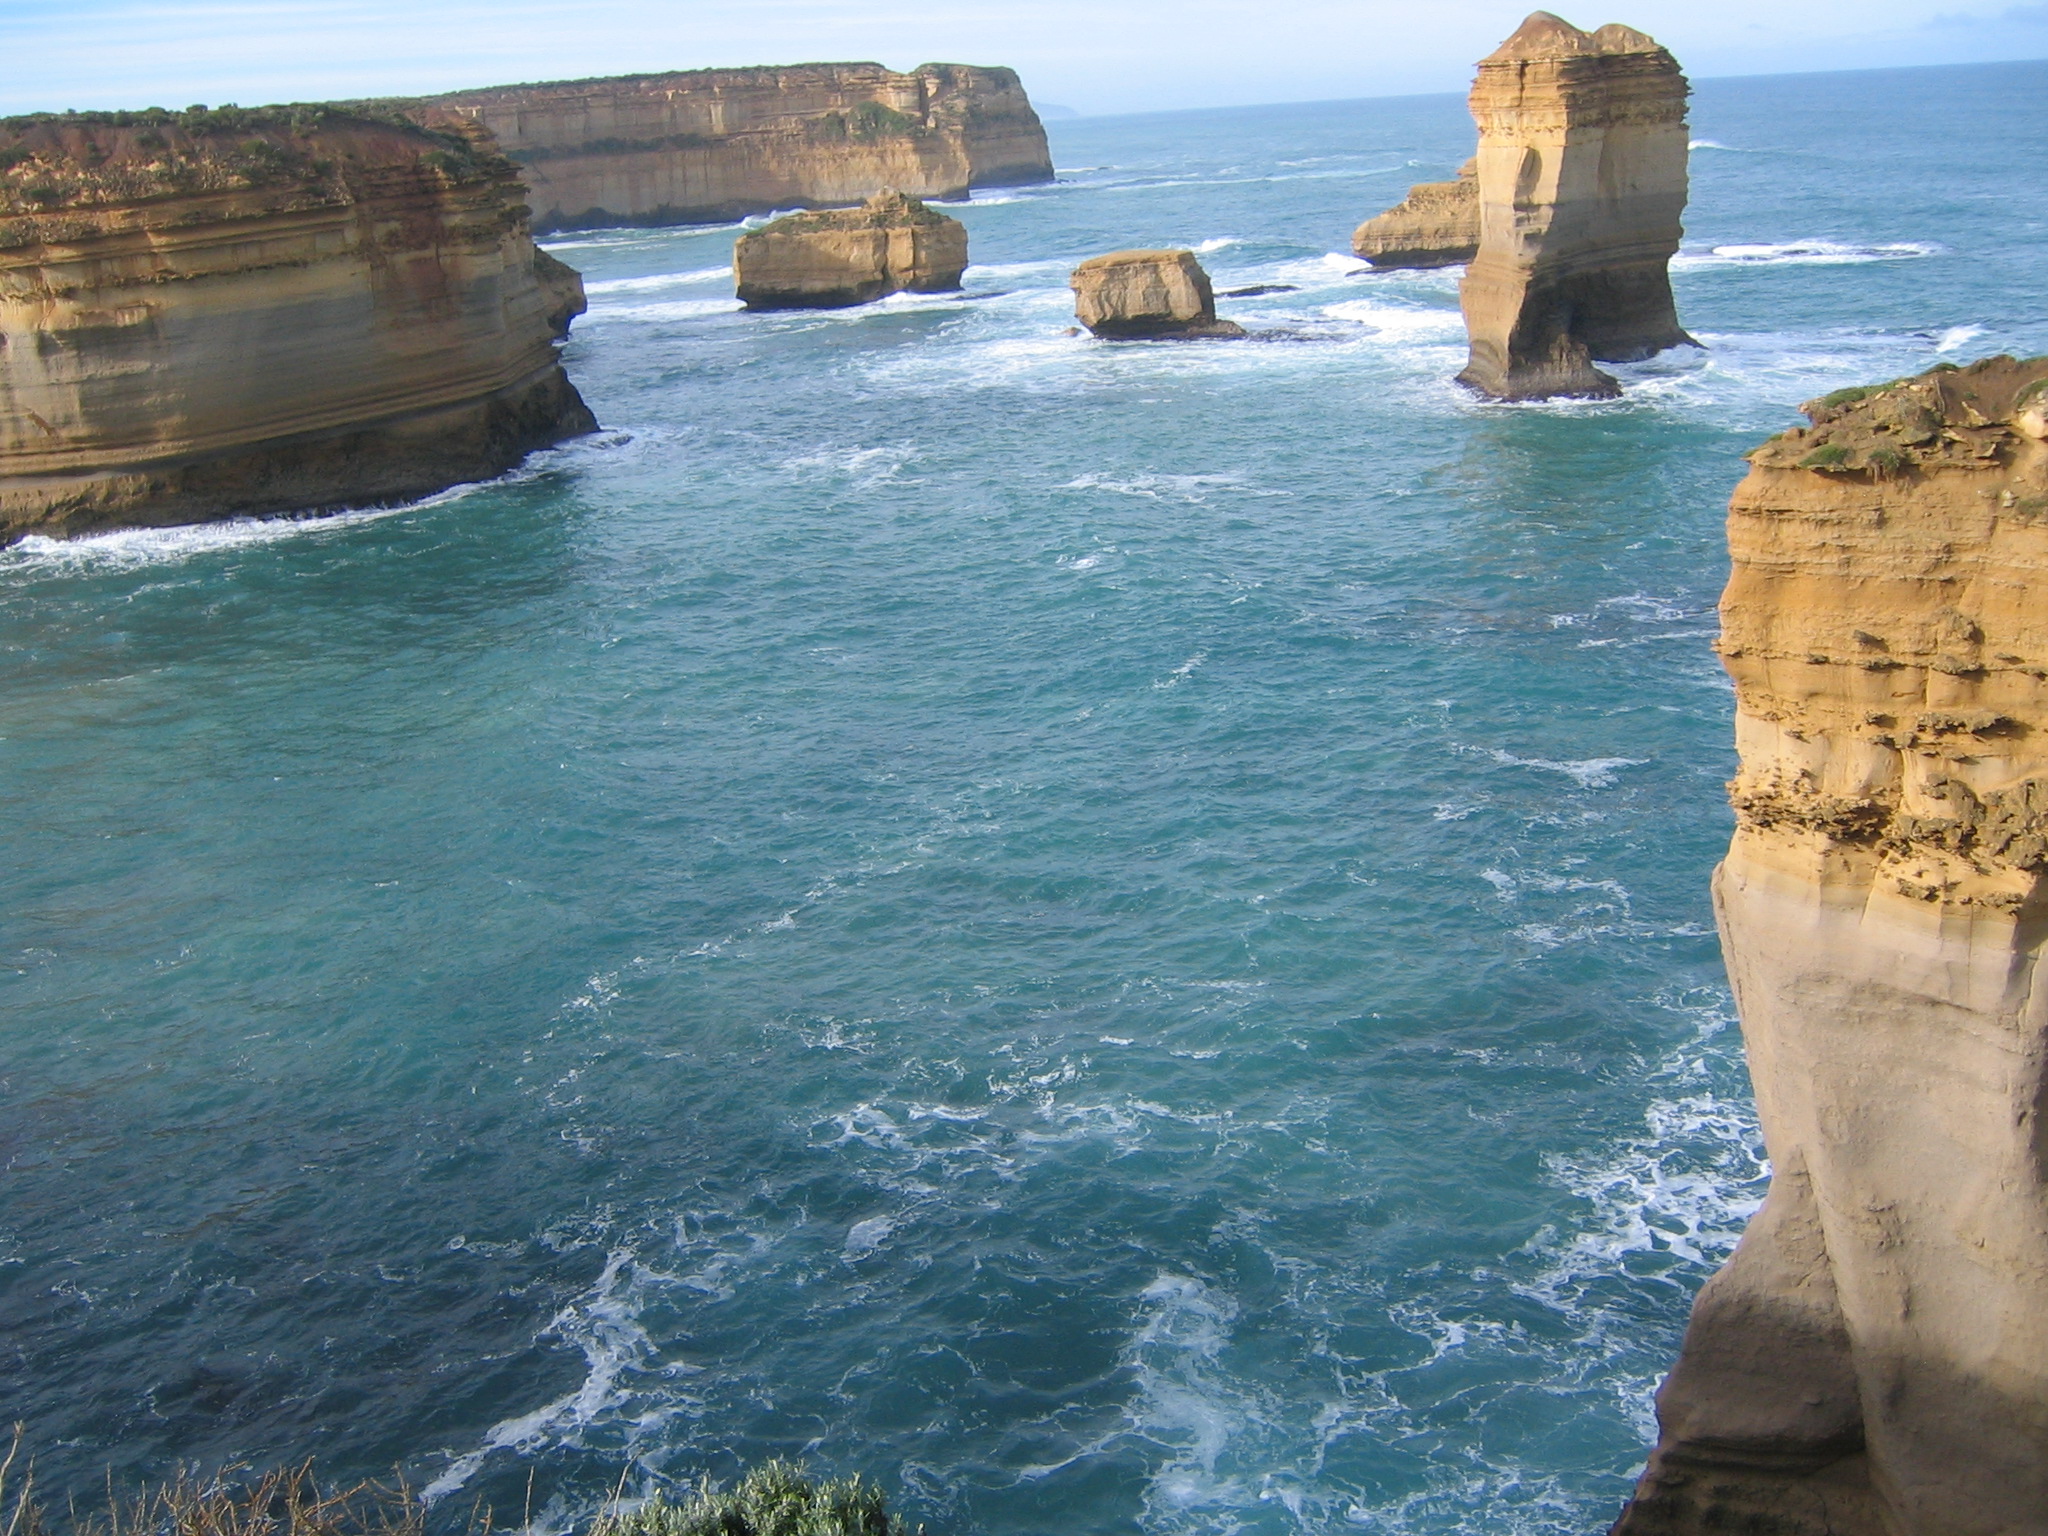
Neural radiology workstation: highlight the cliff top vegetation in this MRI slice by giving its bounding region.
[746,191,957,237]
[0,103,510,218]
[426,62,1013,99]
[1750,355,2048,477]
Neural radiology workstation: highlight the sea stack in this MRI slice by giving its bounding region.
[1069,250,1246,339]
[0,107,595,542]
[1351,160,1480,269]
[1457,13,1694,400]
[1611,356,2048,1536]
[420,64,1053,233]
[733,191,967,309]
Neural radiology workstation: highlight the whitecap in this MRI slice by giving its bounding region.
[583,265,733,294]
[1672,240,1941,270]
[1484,749,1646,788]
[1936,323,1987,353]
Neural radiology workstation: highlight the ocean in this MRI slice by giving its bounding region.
[4,58,2046,1536]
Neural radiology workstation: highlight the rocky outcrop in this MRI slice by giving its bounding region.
[0,106,594,541]
[734,191,966,309]
[1352,159,1479,269]
[1457,13,1695,400]
[1069,250,1246,339]
[1611,355,2048,1536]
[417,63,1052,233]
[534,247,587,338]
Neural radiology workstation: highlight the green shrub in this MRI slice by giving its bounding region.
[1818,385,1877,410]
[1867,447,1908,475]
[591,1462,907,1536]
[1800,444,1852,470]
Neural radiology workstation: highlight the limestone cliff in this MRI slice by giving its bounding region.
[417,64,1052,233]
[0,105,595,541]
[1070,250,1246,339]
[1611,355,2048,1536]
[735,191,966,309]
[1457,13,1694,400]
[1352,159,1479,269]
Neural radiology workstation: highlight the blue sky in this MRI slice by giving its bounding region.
[3,0,2045,117]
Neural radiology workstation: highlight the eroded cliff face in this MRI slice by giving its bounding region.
[1351,159,1479,269]
[419,63,1052,232]
[1458,12,1694,400]
[0,107,594,540]
[1612,355,2048,1536]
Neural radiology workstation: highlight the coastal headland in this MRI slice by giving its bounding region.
[0,105,593,541]
[414,64,1053,233]
[1614,356,2048,1534]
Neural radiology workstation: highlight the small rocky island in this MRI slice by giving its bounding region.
[1612,356,2048,1535]
[1352,160,1479,269]
[1457,12,1696,399]
[734,191,968,309]
[1069,250,1246,339]
[0,106,593,541]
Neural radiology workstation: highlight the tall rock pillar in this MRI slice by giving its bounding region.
[1457,13,1693,400]
[1611,356,2048,1535]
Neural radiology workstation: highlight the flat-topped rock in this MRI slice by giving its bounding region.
[1069,250,1246,339]
[1352,159,1479,269]
[734,190,968,309]
[1457,12,1696,399]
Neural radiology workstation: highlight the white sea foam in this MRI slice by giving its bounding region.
[584,266,733,295]
[423,1249,659,1502]
[1483,749,1646,789]
[584,296,745,324]
[1062,472,1272,503]
[1936,323,1987,353]
[1672,239,1941,270]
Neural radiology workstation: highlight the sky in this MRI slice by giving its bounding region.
[2,0,2046,118]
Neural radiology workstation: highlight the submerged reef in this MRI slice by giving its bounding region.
[0,105,594,541]
[1457,12,1696,400]
[1612,356,2048,1534]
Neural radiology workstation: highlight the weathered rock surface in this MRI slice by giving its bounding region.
[733,191,967,309]
[0,106,595,541]
[418,63,1052,233]
[1457,13,1695,399]
[1069,250,1246,339]
[1611,355,2048,1536]
[534,247,587,339]
[1351,159,1479,269]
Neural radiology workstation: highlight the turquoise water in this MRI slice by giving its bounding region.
[5,59,2047,1536]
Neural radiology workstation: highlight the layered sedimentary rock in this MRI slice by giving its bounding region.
[418,64,1052,233]
[1070,250,1246,339]
[734,190,967,309]
[1611,355,2048,1536]
[534,247,587,338]
[0,106,595,541]
[1351,159,1479,269]
[1457,13,1694,400]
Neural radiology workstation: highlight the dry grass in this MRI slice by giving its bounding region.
[0,1428,453,1536]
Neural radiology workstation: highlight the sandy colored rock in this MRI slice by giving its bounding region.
[1069,250,1246,339]
[417,63,1051,233]
[1610,355,2048,1536]
[1457,13,1695,399]
[733,191,967,309]
[0,107,594,542]
[1351,159,1479,269]
[533,247,588,339]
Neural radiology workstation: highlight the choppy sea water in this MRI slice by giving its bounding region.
[5,59,2047,1536]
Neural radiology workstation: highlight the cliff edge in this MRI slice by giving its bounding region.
[418,63,1053,232]
[0,105,595,540]
[1612,355,2048,1536]
[1458,12,1695,399]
